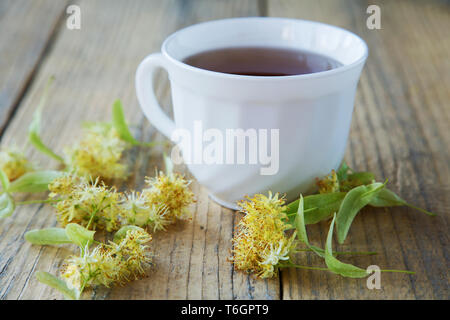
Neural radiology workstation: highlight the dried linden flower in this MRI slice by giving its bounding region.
[231,192,297,278]
[60,227,152,293]
[64,123,129,180]
[316,170,340,194]
[0,146,33,181]
[142,171,195,223]
[49,174,122,231]
[120,191,170,232]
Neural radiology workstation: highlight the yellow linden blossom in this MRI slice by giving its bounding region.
[0,146,33,181]
[108,227,153,280]
[61,228,152,293]
[231,192,297,278]
[316,170,340,194]
[48,173,83,196]
[142,171,195,223]
[64,123,129,180]
[49,174,122,231]
[120,191,170,232]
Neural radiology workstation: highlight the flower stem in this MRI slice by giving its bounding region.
[279,262,329,272]
[405,203,436,216]
[293,248,377,256]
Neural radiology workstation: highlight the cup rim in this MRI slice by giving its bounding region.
[161,17,368,81]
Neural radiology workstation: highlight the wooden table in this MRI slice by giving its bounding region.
[0,0,448,300]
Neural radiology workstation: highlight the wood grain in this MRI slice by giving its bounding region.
[0,0,448,300]
[268,0,449,299]
[0,0,280,300]
[0,0,69,135]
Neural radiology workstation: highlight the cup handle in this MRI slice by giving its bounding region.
[136,53,175,140]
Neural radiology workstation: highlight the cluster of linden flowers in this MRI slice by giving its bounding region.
[231,192,297,278]
[61,227,152,296]
[122,170,195,231]
[316,169,340,194]
[49,174,122,232]
[0,146,33,181]
[64,123,129,180]
[315,166,376,194]
[48,170,195,233]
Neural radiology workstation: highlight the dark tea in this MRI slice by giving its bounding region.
[183,47,342,76]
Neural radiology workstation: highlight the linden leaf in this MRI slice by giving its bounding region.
[8,170,62,193]
[112,99,142,145]
[0,168,10,191]
[287,192,346,225]
[294,195,325,257]
[0,193,15,219]
[325,214,368,278]
[340,172,376,192]
[336,182,385,244]
[36,271,79,300]
[370,188,435,216]
[65,223,95,249]
[336,161,350,181]
[25,228,71,245]
[28,77,64,163]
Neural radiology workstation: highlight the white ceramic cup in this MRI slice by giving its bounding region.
[136,17,368,210]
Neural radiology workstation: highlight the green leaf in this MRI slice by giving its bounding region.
[336,161,350,181]
[369,187,406,207]
[348,172,376,184]
[325,214,368,278]
[112,100,141,145]
[0,168,10,191]
[8,170,62,193]
[336,182,385,244]
[113,225,143,243]
[65,223,95,249]
[0,193,15,219]
[369,188,436,216]
[294,195,325,257]
[287,192,346,225]
[25,228,71,245]
[28,77,64,163]
[340,172,376,192]
[36,271,79,300]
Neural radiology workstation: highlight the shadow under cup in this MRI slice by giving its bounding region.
[136,17,368,210]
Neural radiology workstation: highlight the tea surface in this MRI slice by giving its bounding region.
[183,47,342,76]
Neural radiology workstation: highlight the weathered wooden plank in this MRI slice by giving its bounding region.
[0,0,279,300]
[0,0,68,135]
[269,0,449,299]
[1,0,448,301]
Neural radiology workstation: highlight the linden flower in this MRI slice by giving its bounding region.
[48,173,84,197]
[120,191,170,232]
[231,192,297,278]
[0,146,33,181]
[64,123,129,180]
[61,228,152,294]
[60,247,101,292]
[142,171,195,223]
[49,174,122,231]
[316,170,340,194]
[259,237,296,278]
[108,227,153,280]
